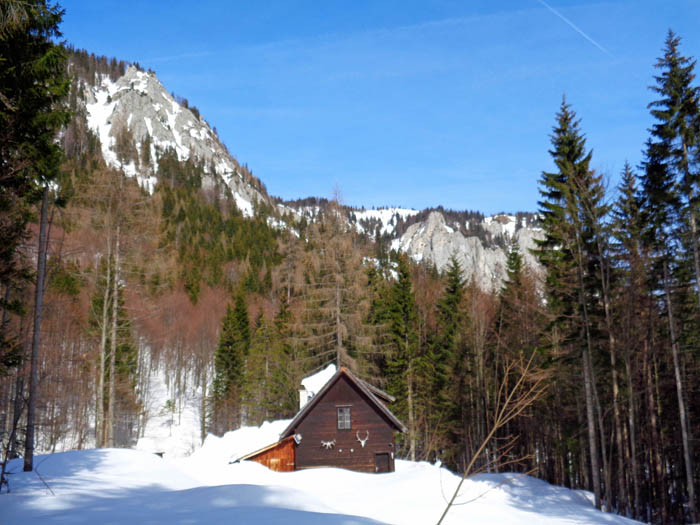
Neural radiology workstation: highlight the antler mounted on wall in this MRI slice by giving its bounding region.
[321,439,336,449]
[356,430,369,448]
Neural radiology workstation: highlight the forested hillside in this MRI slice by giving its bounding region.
[1,3,699,523]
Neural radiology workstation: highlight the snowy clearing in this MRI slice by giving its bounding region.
[2,363,641,524]
[2,429,641,524]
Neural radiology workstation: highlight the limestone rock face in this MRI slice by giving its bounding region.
[82,66,266,216]
[392,212,542,289]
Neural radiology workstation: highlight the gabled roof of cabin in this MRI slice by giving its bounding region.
[280,366,407,437]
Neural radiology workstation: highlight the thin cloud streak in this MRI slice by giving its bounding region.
[537,0,613,57]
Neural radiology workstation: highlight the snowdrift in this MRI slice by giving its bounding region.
[1,421,641,524]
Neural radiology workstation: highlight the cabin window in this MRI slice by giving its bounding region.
[337,407,351,429]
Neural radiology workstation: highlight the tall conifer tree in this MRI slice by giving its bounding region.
[640,31,698,521]
[429,256,465,466]
[385,255,420,460]
[535,98,603,509]
[212,291,249,432]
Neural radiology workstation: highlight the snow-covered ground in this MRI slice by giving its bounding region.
[134,363,204,459]
[2,424,641,524]
[5,366,640,524]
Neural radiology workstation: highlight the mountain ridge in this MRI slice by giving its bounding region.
[73,59,542,286]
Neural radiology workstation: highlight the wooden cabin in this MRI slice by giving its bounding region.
[239,366,406,473]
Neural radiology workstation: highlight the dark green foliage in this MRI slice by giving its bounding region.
[384,255,420,452]
[47,257,82,297]
[0,0,70,371]
[386,257,419,392]
[244,305,298,425]
[428,256,465,459]
[157,149,280,302]
[213,304,245,399]
[363,265,393,380]
[503,240,523,294]
[498,241,527,342]
[432,257,464,392]
[213,291,250,424]
[233,291,251,355]
[648,31,699,201]
[534,98,590,326]
[114,126,138,165]
[641,30,698,274]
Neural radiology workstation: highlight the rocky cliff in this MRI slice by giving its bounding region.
[81,65,266,216]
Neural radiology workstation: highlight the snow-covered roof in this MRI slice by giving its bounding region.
[283,367,407,437]
[300,364,336,396]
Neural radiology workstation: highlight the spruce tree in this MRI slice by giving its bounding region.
[212,292,249,432]
[498,241,526,352]
[535,98,603,509]
[648,31,700,301]
[640,31,698,520]
[0,0,69,291]
[429,255,465,466]
[385,255,420,460]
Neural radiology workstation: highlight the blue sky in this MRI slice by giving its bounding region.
[59,1,700,214]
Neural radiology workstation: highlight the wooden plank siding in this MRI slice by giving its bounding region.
[243,436,296,472]
[291,374,396,473]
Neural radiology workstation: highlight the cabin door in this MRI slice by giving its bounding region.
[374,453,391,473]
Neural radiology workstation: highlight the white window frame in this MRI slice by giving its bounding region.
[337,406,351,429]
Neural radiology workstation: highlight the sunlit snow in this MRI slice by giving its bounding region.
[3,360,640,524]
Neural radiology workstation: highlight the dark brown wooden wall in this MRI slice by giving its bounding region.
[292,375,396,472]
[248,436,296,472]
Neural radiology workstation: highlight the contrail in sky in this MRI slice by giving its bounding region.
[537,0,613,57]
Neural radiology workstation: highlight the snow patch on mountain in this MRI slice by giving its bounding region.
[351,208,420,236]
[82,66,263,217]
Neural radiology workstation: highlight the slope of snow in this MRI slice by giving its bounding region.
[1,449,375,524]
[135,364,204,459]
[234,190,254,217]
[1,444,640,525]
[85,76,118,167]
[352,208,419,236]
[190,419,292,464]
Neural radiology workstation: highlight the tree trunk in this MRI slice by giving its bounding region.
[106,224,121,448]
[24,186,49,472]
[335,281,342,366]
[625,355,641,519]
[581,340,601,508]
[662,259,696,521]
[590,362,612,510]
[1,372,24,490]
[596,242,627,514]
[644,341,666,522]
[96,236,112,447]
[200,366,207,444]
[406,335,416,461]
[573,229,602,509]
